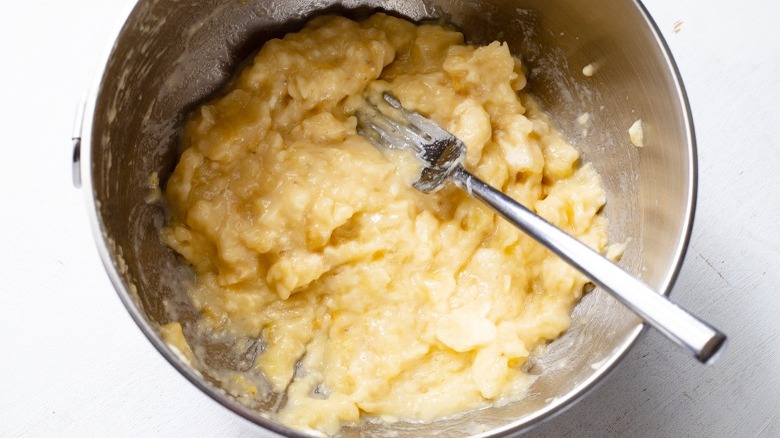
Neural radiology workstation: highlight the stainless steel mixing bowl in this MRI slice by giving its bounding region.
[74,0,696,436]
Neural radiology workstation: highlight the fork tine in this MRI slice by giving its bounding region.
[357,99,428,153]
[357,108,407,150]
[406,112,453,141]
[381,92,453,142]
[355,92,466,193]
[356,119,383,148]
[382,93,404,110]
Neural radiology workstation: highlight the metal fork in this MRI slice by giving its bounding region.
[356,92,726,364]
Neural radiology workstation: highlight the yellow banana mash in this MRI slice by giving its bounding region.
[163,13,608,435]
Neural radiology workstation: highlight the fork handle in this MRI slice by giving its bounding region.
[451,166,726,364]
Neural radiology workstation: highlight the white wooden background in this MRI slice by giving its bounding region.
[1,0,778,436]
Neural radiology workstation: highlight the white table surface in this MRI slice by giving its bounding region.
[1,0,778,436]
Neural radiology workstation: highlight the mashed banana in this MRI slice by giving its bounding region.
[163,14,608,435]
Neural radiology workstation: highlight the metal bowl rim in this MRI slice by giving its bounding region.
[79,0,697,435]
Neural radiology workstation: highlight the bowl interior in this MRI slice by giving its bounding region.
[86,0,694,435]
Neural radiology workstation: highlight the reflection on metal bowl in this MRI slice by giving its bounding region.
[76,0,696,436]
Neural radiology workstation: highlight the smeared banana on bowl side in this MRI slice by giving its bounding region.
[162,14,609,435]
